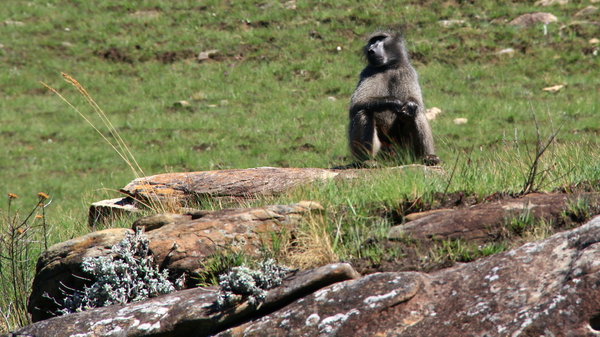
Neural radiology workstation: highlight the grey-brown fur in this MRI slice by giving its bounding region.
[349,30,437,164]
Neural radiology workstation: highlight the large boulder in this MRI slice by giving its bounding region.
[14,264,360,337]
[28,201,324,322]
[138,201,324,279]
[219,215,600,336]
[89,167,342,226]
[389,192,600,243]
[120,168,345,209]
[89,166,443,226]
[27,228,133,323]
[18,215,600,336]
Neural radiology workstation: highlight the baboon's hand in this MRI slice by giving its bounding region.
[401,101,419,118]
[391,99,404,114]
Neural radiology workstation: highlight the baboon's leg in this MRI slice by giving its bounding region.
[349,111,380,161]
[397,114,434,159]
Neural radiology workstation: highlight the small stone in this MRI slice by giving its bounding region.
[129,10,160,19]
[508,12,558,27]
[494,48,515,56]
[438,19,466,27]
[453,118,468,125]
[61,41,73,47]
[4,20,25,26]
[249,209,283,221]
[174,100,191,107]
[590,38,600,44]
[88,197,140,228]
[534,0,568,6]
[425,107,442,121]
[574,6,598,17]
[198,49,219,61]
[296,200,324,211]
[284,0,297,9]
[542,84,564,92]
[327,96,336,101]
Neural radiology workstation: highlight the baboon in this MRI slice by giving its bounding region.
[349,29,439,165]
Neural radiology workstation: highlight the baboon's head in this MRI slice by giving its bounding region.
[364,30,405,68]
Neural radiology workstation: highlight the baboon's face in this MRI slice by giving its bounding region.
[365,34,390,67]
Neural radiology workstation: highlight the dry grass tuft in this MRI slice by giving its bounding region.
[285,213,338,270]
[41,73,172,214]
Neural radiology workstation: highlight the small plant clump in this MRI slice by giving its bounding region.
[59,229,175,315]
[563,196,597,224]
[430,240,508,264]
[216,259,292,309]
[510,213,534,236]
[0,192,52,330]
[195,248,248,287]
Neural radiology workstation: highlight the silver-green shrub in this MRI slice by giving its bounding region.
[216,259,291,309]
[59,229,175,314]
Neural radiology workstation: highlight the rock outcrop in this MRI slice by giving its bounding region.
[227,215,600,336]
[15,264,360,337]
[26,228,134,323]
[89,167,342,226]
[89,166,443,226]
[121,167,340,201]
[16,215,600,336]
[28,201,324,322]
[389,192,600,243]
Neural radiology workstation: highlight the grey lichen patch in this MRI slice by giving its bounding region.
[137,320,161,332]
[318,309,360,335]
[363,289,404,309]
[305,313,320,326]
[116,295,181,317]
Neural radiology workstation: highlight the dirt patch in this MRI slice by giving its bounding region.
[97,47,133,63]
[191,143,215,152]
[286,143,317,153]
[96,47,197,64]
[155,49,196,63]
[409,50,428,64]
[346,15,375,26]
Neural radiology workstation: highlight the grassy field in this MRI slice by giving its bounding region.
[1,0,599,330]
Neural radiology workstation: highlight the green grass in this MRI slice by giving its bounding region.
[430,239,509,264]
[1,0,600,330]
[2,1,599,214]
